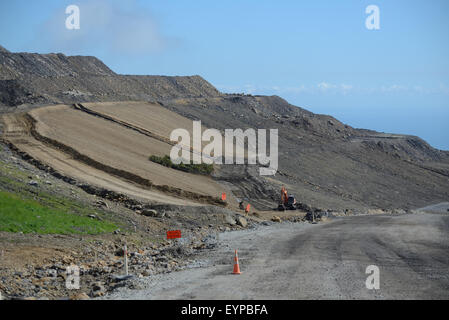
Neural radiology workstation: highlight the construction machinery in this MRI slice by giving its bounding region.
[278,186,297,210]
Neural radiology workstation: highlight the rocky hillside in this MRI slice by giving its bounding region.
[0,45,10,53]
[1,45,448,211]
[0,52,115,78]
[160,94,449,211]
[0,47,220,108]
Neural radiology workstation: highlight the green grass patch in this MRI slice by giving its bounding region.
[0,190,117,234]
[0,158,127,235]
[149,155,214,175]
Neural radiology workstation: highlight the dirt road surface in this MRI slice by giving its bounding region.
[103,213,449,299]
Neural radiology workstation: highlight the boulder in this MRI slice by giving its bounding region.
[111,274,135,282]
[92,291,105,298]
[140,209,165,218]
[92,282,105,292]
[141,270,151,277]
[70,292,90,300]
[236,216,248,228]
[95,200,108,208]
[91,282,106,297]
[271,216,281,223]
[225,215,236,226]
[28,180,38,186]
[141,209,157,217]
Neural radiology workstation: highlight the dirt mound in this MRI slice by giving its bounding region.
[0,52,115,79]
[0,49,220,107]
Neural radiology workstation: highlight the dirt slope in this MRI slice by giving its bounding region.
[83,101,197,143]
[2,47,449,211]
[1,109,229,207]
[161,95,449,211]
[29,104,229,199]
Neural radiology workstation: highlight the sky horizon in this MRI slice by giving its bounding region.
[1,0,448,150]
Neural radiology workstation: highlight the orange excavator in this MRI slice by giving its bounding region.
[278,186,297,211]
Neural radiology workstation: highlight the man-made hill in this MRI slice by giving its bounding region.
[1,46,448,212]
[0,48,220,108]
[0,52,115,78]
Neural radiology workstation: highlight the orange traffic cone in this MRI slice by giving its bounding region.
[232,249,241,274]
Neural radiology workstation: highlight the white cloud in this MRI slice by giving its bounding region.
[380,84,408,92]
[316,82,354,94]
[37,0,176,56]
[317,82,337,91]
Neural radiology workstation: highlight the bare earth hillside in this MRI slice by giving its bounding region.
[1,46,449,212]
[1,104,237,207]
[1,46,449,301]
[160,95,449,211]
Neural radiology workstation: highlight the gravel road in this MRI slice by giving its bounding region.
[103,213,449,300]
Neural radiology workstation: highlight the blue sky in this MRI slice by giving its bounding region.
[1,0,448,149]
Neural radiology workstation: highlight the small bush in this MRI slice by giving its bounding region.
[149,155,214,175]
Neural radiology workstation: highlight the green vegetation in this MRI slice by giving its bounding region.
[149,155,214,175]
[0,160,119,235]
[0,190,117,234]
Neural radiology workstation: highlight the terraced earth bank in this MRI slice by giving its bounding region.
[1,102,236,208]
[3,97,449,213]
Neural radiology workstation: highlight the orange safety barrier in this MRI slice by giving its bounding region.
[166,230,181,239]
